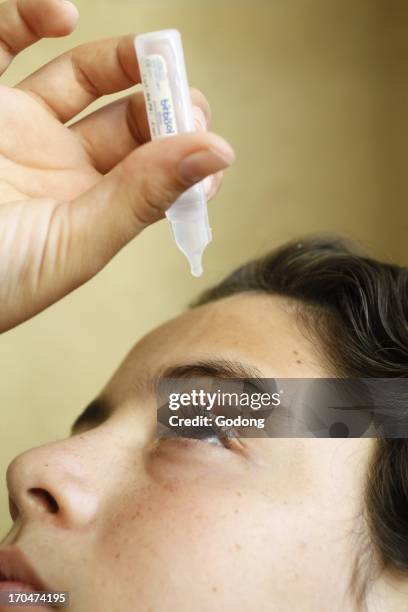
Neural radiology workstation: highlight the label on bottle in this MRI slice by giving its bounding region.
[139,54,178,139]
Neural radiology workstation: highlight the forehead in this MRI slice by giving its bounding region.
[106,294,329,399]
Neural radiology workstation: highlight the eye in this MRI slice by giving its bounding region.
[203,435,223,446]
[197,433,229,448]
[157,404,241,450]
[179,411,238,449]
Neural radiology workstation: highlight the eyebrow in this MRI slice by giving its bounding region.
[159,359,264,380]
[71,358,265,434]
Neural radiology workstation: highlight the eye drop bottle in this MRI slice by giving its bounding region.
[135,29,212,277]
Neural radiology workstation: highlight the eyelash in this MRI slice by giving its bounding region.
[176,405,240,450]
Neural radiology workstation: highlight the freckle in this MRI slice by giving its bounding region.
[296,359,302,364]
[236,491,242,497]
[115,552,121,559]
[293,350,299,355]
[234,509,239,514]
[164,481,178,492]
[212,586,218,593]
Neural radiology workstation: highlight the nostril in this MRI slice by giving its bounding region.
[28,488,59,514]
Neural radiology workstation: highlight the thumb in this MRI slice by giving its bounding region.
[66,131,235,280]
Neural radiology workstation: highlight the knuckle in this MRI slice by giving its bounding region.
[71,53,100,98]
[0,37,14,56]
[131,167,179,227]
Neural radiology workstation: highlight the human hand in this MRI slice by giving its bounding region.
[0,0,235,332]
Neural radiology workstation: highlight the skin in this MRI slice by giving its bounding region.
[2,294,378,611]
[0,0,234,333]
[1,2,407,611]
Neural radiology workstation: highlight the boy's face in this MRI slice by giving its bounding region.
[2,294,373,611]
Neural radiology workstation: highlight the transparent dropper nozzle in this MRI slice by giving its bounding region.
[169,210,212,278]
[190,255,204,278]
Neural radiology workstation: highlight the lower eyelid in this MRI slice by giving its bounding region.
[154,437,257,472]
[157,437,227,455]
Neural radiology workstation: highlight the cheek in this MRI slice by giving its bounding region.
[85,466,349,611]
[93,473,323,609]
[100,476,253,559]
[92,475,283,601]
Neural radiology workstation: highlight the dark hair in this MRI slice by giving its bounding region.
[193,235,408,592]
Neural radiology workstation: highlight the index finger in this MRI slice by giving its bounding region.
[16,34,141,123]
[0,0,79,75]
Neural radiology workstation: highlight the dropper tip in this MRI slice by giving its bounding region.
[191,263,203,278]
[190,253,204,277]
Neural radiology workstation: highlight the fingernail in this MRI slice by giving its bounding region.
[203,175,214,197]
[179,139,235,184]
[193,106,208,131]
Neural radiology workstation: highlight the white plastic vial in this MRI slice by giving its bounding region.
[135,29,212,277]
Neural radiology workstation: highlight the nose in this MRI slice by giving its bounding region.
[6,404,156,530]
[6,443,100,529]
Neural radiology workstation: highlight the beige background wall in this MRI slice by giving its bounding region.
[0,0,407,532]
